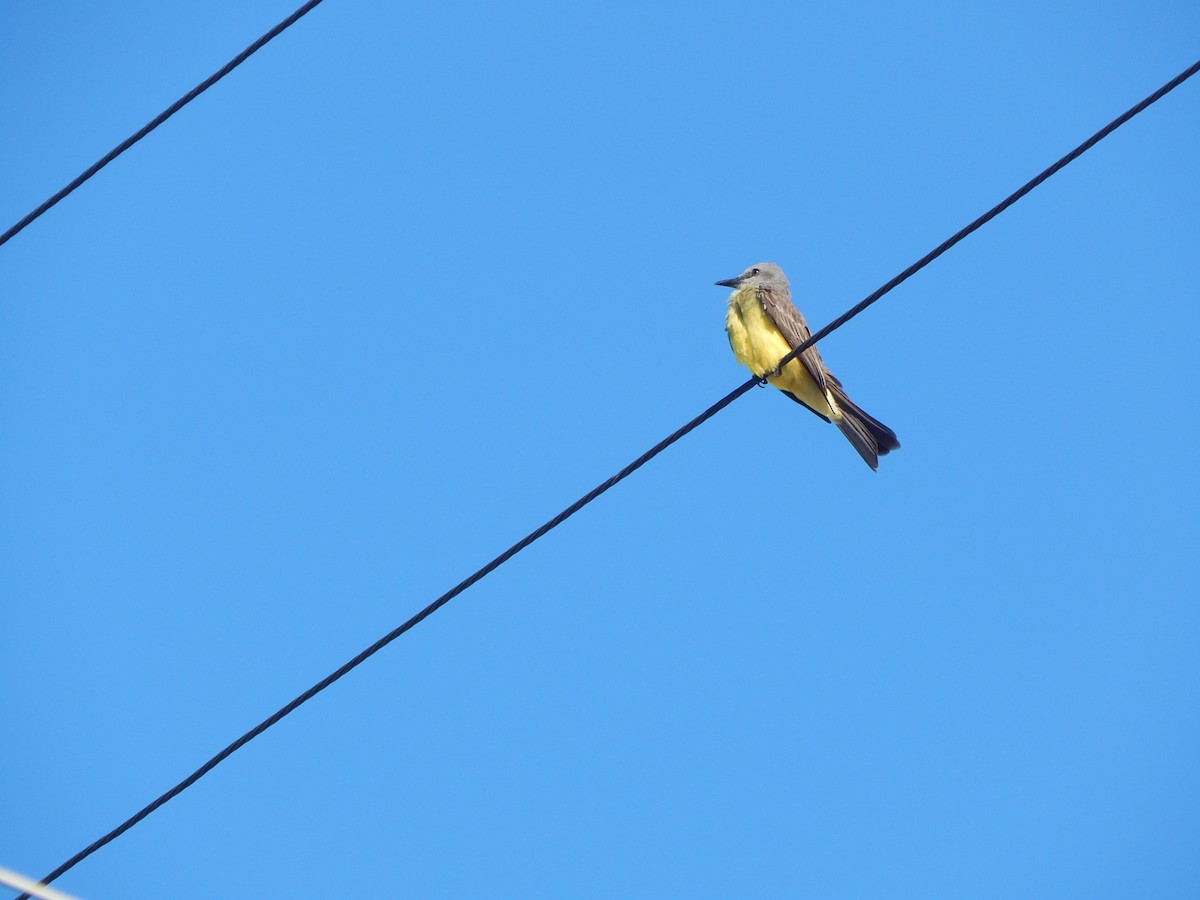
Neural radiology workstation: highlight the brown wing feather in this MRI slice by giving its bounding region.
[755,285,830,393]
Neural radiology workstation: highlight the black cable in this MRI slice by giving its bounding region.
[0,0,327,249]
[23,56,1200,898]
[19,378,758,898]
[770,57,1200,374]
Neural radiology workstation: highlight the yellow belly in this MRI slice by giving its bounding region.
[725,288,834,417]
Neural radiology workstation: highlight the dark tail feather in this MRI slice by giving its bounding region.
[829,383,900,471]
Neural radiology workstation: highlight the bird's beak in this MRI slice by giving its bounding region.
[714,276,742,288]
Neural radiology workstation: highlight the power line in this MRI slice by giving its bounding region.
[0,867,79,900]
[771,56,1200,376]
[22,56,1200,898]
[0,0,327,249]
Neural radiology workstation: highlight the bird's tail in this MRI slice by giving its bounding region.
[829,382,900,471]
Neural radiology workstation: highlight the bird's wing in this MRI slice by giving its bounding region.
[756,285,830,393]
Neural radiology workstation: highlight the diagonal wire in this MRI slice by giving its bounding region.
[771,57,1200,374]
[0,867,79,900]
[23,56,1200,898]
[0,0,327,249]
[22,377,759,896]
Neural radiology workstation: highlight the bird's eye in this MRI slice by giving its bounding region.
[750,268,760,275]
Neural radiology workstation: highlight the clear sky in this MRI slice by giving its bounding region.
[3,2,1198,897]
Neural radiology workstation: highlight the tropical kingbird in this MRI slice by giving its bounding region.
[717,262,900,470]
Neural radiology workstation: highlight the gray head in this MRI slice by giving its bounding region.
[714,262,789,291]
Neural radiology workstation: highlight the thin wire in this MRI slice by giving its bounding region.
[0,0,327,249]
[23,56,1200,898]
[20,378,758,899]
[770,56,1200,373]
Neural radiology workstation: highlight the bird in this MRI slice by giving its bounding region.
[717,262,900,470]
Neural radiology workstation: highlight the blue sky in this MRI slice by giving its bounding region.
[3,2,1198,897]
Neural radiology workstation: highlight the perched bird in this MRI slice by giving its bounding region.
[717,262,900,470]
